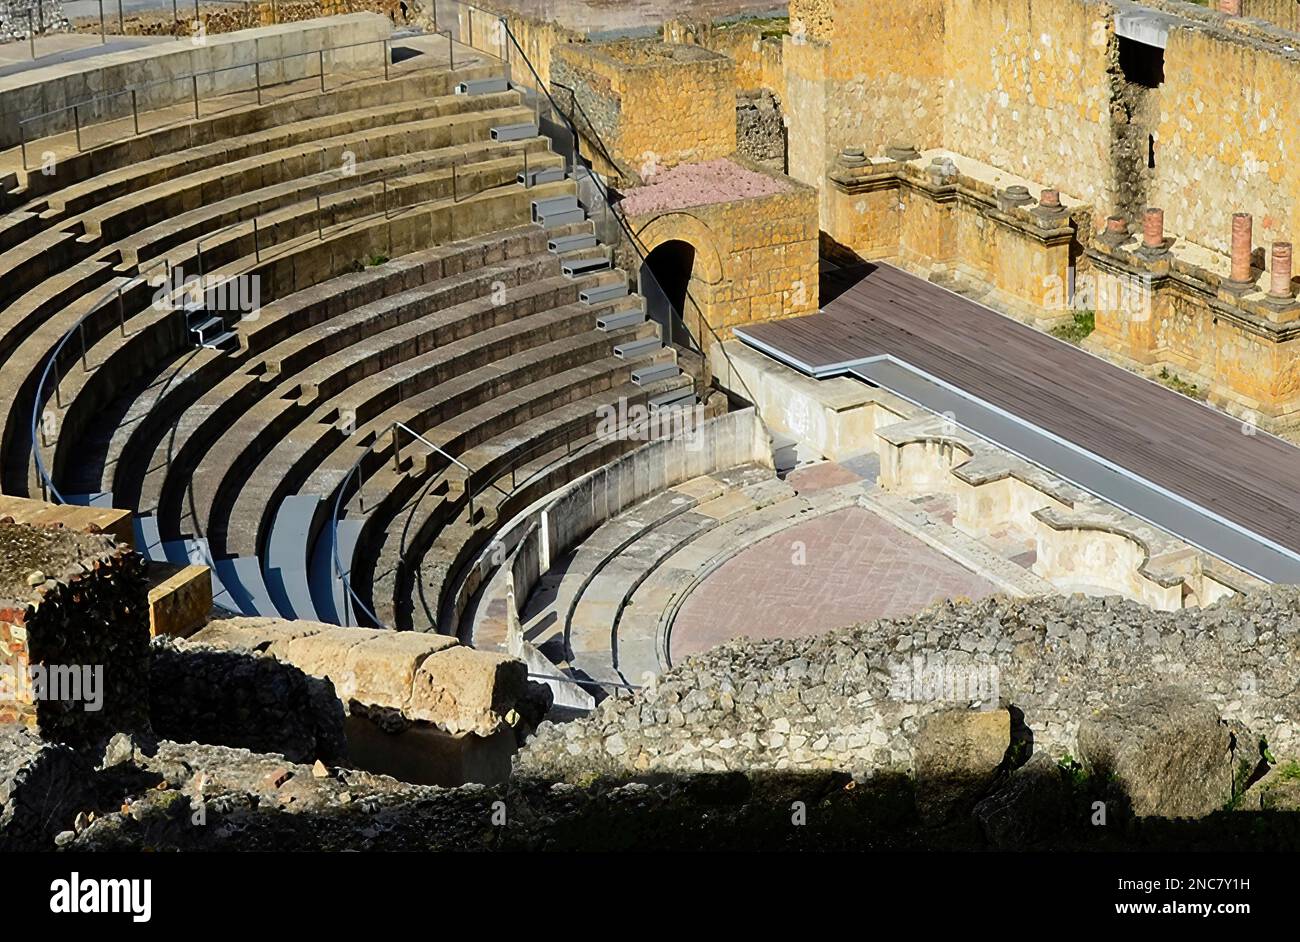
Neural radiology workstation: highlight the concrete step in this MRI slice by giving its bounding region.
[596,306,644,330]
[200,330,238,351]
[520,166,567,186]
[548,232,598,254]
[648,387,696,411]
[582,281,629,305]
[531,195,579,222]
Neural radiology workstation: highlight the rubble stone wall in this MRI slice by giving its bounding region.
[0,522,151,751]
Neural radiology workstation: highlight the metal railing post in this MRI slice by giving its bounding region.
[452,162,458,203]
[192,74,199,118]
[317,195,323,239]
[448,30,454,69]
[27,10,35,60]
[118,289,127,336]
[117,0,124,34]
[319,49,325,92]
[79,323,88,371]
[391,425,401,472]
[254,60,262,105]
[523,146,529,187]
[383,38,390,80]
[253,216,260,261]
[131,89,139,135]
[100,0,107,43]
[73,105,82,152]
[19,124,27,171]
[53,358,62,408]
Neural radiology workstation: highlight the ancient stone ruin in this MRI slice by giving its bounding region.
[1,0,1300,863]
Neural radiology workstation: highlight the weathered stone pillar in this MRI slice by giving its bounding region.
[1099,214,1128,247]
[1142,208,1164,249]
[1269,242,1293,300]
[1229,213,1254,286]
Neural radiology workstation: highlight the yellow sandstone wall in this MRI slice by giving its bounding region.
[1151,26,1300,257]
[627,179,820,341]
[551,42,737,177]
[942,0,1114,212]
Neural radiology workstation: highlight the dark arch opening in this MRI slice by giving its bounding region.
[640,240,699,351]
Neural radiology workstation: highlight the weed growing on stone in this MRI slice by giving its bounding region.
[1049,309,1095,344]
[1157,367,1205,400]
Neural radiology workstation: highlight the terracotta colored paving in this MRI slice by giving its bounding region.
[670,505,999,660]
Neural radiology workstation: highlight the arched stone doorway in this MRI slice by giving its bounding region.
[639,239,697,351]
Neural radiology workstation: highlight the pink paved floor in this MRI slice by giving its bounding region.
[670,505,999,660]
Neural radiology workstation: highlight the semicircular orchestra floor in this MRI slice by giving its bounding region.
[669,503,1000,662]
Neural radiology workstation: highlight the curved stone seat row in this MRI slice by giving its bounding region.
[5,61,693,630]
[1,70,549,495]
[22,163,574,498]
[452,411,775,700]
[0,73,505,312]
[125,224,564,514]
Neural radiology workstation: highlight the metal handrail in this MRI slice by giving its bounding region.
[331,419,477,627]
[326,6,769,636]
[17,32,403,169]
[30,255,172,503]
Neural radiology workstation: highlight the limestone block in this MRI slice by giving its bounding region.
[911,707,1010,821]
[1077,686,1234,818]
[342,630,458,712]
[191,615,326,651]
[277,626,376,697]
[408,646,528,736]
[147,564,212,639]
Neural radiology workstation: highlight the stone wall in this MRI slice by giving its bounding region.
[663,19,785,93]
[621,157,819,339]
[1084,227,1300,430]
[736,89,785,172]
[1150,24,1300,258]
[0,521,151,751]
[149,637,347,764]
[824,151,1086,324]
[0,13,394,149]
[0,0,68,42]
[551,40,737,179]
[1239,0,1300,32]
[518,588,1300,808]
[942,0,1114,215]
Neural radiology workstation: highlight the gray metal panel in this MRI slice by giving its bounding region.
[265,495,321,621]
